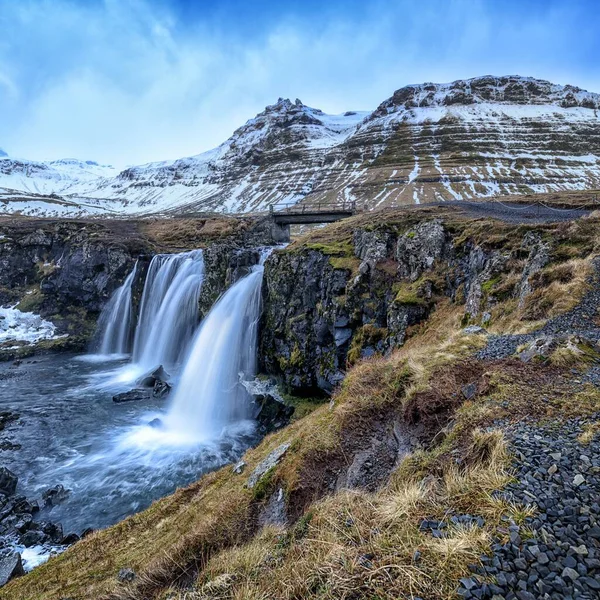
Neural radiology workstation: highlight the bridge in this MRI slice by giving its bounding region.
[269,200,357,225]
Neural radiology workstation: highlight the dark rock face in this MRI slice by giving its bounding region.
[0,468,17,496]
[0,221,151,351]
[198,245,262,317]
[260,219,556,393]
[261,221,453,392]
[253,393,295,434]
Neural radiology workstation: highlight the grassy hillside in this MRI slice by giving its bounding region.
[4,206,600,600]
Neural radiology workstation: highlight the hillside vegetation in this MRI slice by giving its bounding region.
[4,206,600,600]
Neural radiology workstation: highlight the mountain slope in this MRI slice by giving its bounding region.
[1,75,599,216]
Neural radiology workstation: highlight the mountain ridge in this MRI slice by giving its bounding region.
[1,74,599,217]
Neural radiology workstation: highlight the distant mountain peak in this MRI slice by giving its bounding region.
[372,75,600,117]
[0,148,8,158]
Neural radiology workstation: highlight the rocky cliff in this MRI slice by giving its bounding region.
[260,205,593,393]
[0,215,280,356]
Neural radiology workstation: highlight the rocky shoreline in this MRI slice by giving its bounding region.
[0,463,84,586]
[0,403,90,587]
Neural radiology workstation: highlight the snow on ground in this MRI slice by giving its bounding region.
[0,306,65,346]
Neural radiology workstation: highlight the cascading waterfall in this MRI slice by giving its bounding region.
[94,262,138,355]
[132,250,205,370]
[164,258,268,442]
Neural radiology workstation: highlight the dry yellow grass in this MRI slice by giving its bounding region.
[7,206,600,600]
[578,421,600,445]
[189,430,513,600]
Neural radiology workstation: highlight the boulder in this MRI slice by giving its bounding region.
[41,521,64,542]
[247,443,290,489]
[0,468,17,496]
[148,418,164,429]
[42,484,70,508]
[112,389,152,403]
[463,325,487,335]
[254,393,295,434]
[21,529,47,547]
[135,365,171,388]
[61,532,80,545]
[232,460,246,474]
[0,553,24,586]
[117,568,136,583]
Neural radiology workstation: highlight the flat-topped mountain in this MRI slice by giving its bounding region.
[1,75,599,216]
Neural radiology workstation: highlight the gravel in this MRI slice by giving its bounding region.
[457,417,600,599]
[476,258,600,363]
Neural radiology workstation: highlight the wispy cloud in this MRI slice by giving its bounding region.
[0,0,597,167]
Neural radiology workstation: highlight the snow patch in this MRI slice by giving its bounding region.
[0,306,65,345]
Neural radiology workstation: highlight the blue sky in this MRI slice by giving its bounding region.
[0,0,598,167]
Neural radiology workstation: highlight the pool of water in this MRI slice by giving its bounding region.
[0,353,258,534]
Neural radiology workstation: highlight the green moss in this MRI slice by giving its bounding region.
[347,324,388,365]
[304,239,354,257]
[252,466,277,501]
[278,343,305,371]
[282,393,327,422]
[15,288,44,313]
[481,276,501,295]
[394,289,427,306]
[329,255,360,274]
[393,275,440,307]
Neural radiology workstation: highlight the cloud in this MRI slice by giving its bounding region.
[0,0,598,167]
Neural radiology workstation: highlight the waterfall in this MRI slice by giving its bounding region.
[95,262,138,355]
[164,260,266,442]
[132,250,205,370]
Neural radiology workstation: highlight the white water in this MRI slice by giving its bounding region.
[95,262,138,355]
[132,250,205,370]
[163,263,264,442]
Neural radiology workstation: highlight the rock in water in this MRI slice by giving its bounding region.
[112,389,152,403]
[135,365,171,388]
[152,379,171,398]
[0,553,24,586]
[0,467,17,496]
[42,484,70,507]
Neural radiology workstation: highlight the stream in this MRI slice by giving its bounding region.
[0,354,258,534]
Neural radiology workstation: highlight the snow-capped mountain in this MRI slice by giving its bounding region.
[1,75,600,217]
[0,153,118,216]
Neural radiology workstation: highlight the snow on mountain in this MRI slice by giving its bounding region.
[66,98,370,214]
[0,155,116,195]
[1,75,599,217]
